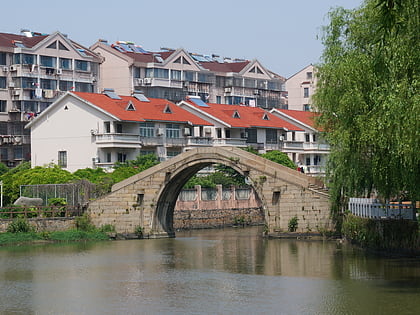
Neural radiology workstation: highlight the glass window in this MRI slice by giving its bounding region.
[171,70,181,80]
[14,147,23,160]
[59,42,69,51]
[167,151,180,158]
[117,152,127,163]
[58,151,67,168]
[0,77,5,89]
[75,60,89,71]
[303,87,309,98]
[244,79,256,88]
[246,128,257,143]
[140,122,155,137]
[104,122,110,133]
[40,56,56,68]
[306,71,313,79]
[145,68,168,79]
[116,124,123,133]
[75,82,93,92]
[21,77,37,89]
[216,76,225,87]
[40,79,57,90]
[46,41,57,49]
[183,71,194,81]
[23,101,38,112]
[266,129,278,144]
[303,104,310,111]
[59,58,72,70]
[59,80,73,91]
[14,53,35,65]
[0,100,6,112]
[166,124,180,138]
[0,53,6,65]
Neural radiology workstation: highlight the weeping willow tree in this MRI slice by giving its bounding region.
[314,0,419,211]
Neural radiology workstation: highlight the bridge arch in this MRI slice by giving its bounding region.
[88,147,332,238]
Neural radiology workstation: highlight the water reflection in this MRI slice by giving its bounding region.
[0,226,419,315]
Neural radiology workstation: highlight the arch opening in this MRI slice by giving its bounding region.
[153,161,265,237]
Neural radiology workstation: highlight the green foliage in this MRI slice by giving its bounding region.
[314,0,420,209]
[261,151,296,169]
[111,154,159,183]
[184,164,246,189]
[7,218,34,233]
[0,162,9,175]
[288,216,299,232]
[134,225,143,238]
[48,197,67,206]
[99,224,116,233]
[75,214,96,232]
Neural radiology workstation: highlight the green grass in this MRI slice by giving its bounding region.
[0,229,109,246]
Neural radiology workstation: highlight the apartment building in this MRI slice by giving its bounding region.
[90,40,287,110]
[25,90,212,172]
[286,64,317,111]
[270,108,329,176]
[0,29,101,166]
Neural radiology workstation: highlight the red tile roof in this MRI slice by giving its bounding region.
[279,109,321,130]
[186,101,302,130]
[199,61,250,73]
[72,92,211,126]
[123,50,175,63]
[0,32,47,48]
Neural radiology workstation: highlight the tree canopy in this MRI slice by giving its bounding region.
[314,0,419,207]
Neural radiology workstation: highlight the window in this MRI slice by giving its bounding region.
[75,60,89,71]
[140,122,154,137]
[116,123,123,133]
[246,128,257,143]
[306,157,311,166]
[145,68,169,79]
[305,133,310,142]
[14,54,35,65]
[0,77,5,89]
[40,55,56,68]
[183,71,194,81]
[59,58,72,70]
[14,147,23,160]
[21,77,37,89]
[292,131,296,141]
[104,122,110,133]
[303,87,309,98]
[167,151,180,158]
[313,134,317,142]
[0,100,6,112]
[40,79,57,90]
[58,151,67,168]
[58,42,69,51]
[303,104,310,111]
[171,70,181,80]
[314,155,321,165]
[166,124,180,138]
[0,53,6,65]
[266,129,278,144]
[117,153,127,163]
[106,153,111,163]
[75,82,92,92]
[306,71,313,79]
[46,41,57,49]
[59,80,73,91]
[22,101,38,112]
[216,96,221,104]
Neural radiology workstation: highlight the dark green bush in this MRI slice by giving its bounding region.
[75,214,96,232]
[7,217,34,233]
[288,216,299,232]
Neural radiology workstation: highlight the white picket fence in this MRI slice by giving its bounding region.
[348,198,415,220]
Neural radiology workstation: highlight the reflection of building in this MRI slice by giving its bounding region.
[270,109,329,176]
[286,64,316,111]
[0,30,101,166]
[178,97,302,153]
[91,40,287,109]
[26,90,211,172]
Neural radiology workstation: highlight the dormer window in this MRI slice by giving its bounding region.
[233,111,240,118]
[164,104,172,114]
[126,101,136,111]
[262,113,269,120]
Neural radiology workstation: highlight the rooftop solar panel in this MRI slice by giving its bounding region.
[133,93,150,102]
[189,97,209,107]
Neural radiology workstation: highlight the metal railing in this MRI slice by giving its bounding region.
[348,198,415,220]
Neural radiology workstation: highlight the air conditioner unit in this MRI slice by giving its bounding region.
[8,82,15,88]
[135,78,143,86]
[56,68,63,75]
[224,87,231,93]
[143,77,152,85]
[156,128,164,136]
[13,90,20,96]
[184,128,191,136]
[10,65,18,71]
[204,127,212,134]
[2,66,8,72]
[254,89,260,95]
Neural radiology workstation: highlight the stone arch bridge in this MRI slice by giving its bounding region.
[88,147,332,238]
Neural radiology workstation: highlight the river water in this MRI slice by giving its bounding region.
[1,226,419,315]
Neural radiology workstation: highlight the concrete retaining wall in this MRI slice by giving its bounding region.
[0,218,75,233]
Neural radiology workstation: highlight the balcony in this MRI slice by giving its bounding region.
[213,138,247,147]
[303,143,330,151]
[95,133,143,148]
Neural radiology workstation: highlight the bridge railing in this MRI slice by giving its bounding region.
[348,198,416,220]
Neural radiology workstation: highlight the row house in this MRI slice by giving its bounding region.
[0,30,101,166]
[270,108,329,176]
[178,96,302,153]
[90,40,287,110]
[26,90,212,172]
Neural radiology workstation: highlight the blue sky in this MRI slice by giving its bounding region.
[1,0,363,78]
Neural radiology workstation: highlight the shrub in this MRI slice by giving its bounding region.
[75,214,96,232]
[288,216,299,232]
[99,224,115,233]
[7,217,34,233]
[134,225,143,238]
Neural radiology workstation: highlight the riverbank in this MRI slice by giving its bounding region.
[0,229,112,247]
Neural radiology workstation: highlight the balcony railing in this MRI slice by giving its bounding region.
[213,138,247,146]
